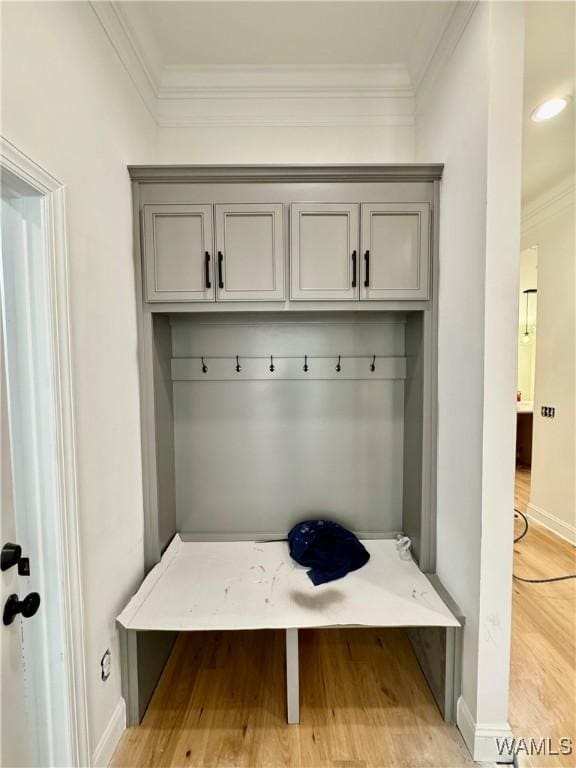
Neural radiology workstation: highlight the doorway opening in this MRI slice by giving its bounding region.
[0,142,88,767]
[515,247,537,502]
[509,0,575,754]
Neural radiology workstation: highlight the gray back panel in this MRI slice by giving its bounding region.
[171,314,406,538]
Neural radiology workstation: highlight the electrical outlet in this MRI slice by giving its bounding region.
[100,649,111,681]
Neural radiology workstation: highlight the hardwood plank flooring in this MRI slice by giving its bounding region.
[111,469,575,767]
[111,628,472,767]
[511,469,576,767]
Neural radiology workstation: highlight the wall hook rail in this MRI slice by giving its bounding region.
[171,354,406,382]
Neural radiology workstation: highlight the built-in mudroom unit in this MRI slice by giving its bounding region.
[118,165,463,730]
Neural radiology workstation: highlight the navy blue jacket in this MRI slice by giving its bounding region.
[288,520,370,585]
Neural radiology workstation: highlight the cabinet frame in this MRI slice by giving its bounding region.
[131,166,443,573]
[129,167,447,730]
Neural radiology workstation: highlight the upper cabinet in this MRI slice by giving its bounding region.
[360,203,430,301]
[139,179,433,305]
[290,202,429,302]
[143,203,285,303]
[290,204,359,301]
[215,204,285,301]
[144,204,214,302]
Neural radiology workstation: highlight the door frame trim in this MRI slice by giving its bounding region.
[0,136,90,766]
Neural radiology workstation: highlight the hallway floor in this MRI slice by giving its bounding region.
[111,470,575,767]
[509,469,576,767]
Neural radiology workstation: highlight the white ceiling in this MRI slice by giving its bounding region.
[119,1,455,80]
[522,1,575,204]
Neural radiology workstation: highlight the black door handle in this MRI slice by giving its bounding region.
[218,251,224,289]
[204,251,211,289]
[2,542,31,575]
[364,250,370,288]
[1,542,21,571]
[3,592,41,626]
[351,250,357,288]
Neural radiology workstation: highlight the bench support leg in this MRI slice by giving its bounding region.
[285,628,299,724]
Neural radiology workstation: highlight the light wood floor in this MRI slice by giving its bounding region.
[510,469,576,768]
[112,470,575,767]
[112,627,473,768]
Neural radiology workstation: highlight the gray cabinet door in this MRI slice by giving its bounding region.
[360,203,430,300]
[215,204,285,301]
[143,204,214,302]
[290,203,360,301]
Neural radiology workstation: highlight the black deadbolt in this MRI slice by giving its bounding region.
[3,592,41,626]
[1,542,22,571]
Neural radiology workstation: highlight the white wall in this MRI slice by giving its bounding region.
[1,2,156,762]
[157,125,414,164]
[522,183,575,543]
[416,3,524,761]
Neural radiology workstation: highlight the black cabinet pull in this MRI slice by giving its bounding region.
[351,250,357,288]
[218,251,224,289]
[204,251,211,289]
[364,250,370,288]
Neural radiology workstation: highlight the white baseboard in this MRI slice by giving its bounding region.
[457,696,514,763]
[526,502,576,546]
[92,698,126,767]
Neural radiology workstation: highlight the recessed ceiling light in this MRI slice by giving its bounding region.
[531,97,569,123]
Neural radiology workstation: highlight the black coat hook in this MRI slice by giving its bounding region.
[336,355,341,373]
[370,355,376,372]
[303,354,309,373]
[235,355,242,373]
[269,355,275,373]
[201,357,208,374]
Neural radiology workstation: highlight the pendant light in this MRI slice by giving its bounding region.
[521,288,537,344]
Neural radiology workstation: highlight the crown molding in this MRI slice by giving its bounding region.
[91,0,464,129]
[89,1,158,119]
[415,1,478,111]
[159,64,412,96]
[522,175,575,233]
[155,64,414,126]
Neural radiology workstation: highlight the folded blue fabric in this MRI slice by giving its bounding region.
[288,520,370,585]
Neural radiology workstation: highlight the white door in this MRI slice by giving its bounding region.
[1,315,31,768]
[215,204,285,301]
[360,203,430,300]
[290,203,360,301]
[0,170,76,766]
[143,204,215,302]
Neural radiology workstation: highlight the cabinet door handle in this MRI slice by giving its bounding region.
[218,251,224,289]
[364,250,370,288]
[351,250,357,288]
[204,251,211,289]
